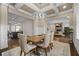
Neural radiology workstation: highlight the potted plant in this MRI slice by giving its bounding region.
[64,27,73,37]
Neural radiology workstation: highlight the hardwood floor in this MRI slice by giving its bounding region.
[70,43,79,56]
[54,36,70,43]
[8,39,19,49]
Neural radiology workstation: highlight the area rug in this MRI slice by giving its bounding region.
[27,41,70,56]
[2,41,70,56]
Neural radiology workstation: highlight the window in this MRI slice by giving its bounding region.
[11,25,16,32]
[11,25,21,32]
[16,26,21,32]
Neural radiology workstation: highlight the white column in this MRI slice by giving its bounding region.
[76,4,79,39]
[0,4,8,49]
[73,4,79,39]
[73,3,79,54]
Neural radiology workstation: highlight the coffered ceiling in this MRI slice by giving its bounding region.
[58,3,73,12]
[21,5,36,14]
[10,3,73,15]
[9,3,74,22]
[44,9,55,15]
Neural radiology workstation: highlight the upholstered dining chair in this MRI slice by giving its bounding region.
[37,32,51,56]
[49,24,55,50]
[18,34,36,56]
[50,32,54,49]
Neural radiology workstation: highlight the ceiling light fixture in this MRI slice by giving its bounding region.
[63,5,67,9]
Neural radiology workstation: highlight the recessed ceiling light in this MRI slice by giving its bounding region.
[63,6,67,9]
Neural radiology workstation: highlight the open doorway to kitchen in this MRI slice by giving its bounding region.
[55,23,63,36]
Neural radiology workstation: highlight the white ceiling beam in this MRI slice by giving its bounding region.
[9,5,32,16]
[47,9,73,18]
[41,3,65,13]
[25,3,40,12]
[50,4,59,14]
[18,9,32,16]
[9,4,33,16]
[41,4,59,14]
[41,5,53,12]
[8,5,34,20]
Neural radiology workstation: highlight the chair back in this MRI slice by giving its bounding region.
[44,31,51,47]
[50,32,54,42]
[18,33,27,51]
[50,24,55,43]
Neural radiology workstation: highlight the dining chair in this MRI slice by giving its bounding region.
[50,32,54,49]
[18,34,36,56]
[49,24,55,50]
[37,32,51,56]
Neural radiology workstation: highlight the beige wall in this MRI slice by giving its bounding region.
[22,20,33,35]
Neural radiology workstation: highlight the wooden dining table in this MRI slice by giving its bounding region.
[27,34,45,44]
